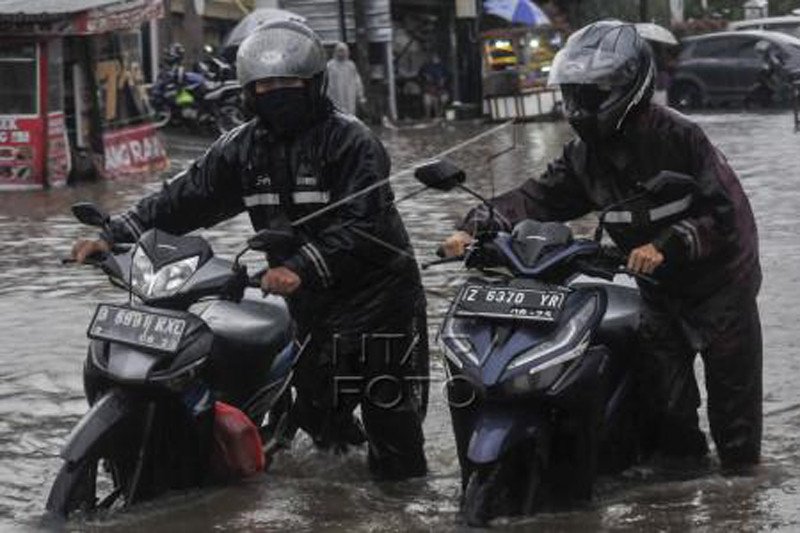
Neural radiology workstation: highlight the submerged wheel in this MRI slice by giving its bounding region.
[46,455,122,518]
[520,457,544,515]
[462,448,546,526]
[463,462,516,527]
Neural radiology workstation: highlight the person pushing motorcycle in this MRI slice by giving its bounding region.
[72,20,428,480]
[442,20,762,472]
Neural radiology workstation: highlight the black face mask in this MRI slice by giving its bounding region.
[253,87,314,138]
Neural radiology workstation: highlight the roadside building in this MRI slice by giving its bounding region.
[0,0,169,191]
[165,0,244,64]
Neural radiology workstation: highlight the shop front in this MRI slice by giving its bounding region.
[481,26,564,122]
[0,0,168,191]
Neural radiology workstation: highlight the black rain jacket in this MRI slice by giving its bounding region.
[460,103,761,302]
[106,111,423,334]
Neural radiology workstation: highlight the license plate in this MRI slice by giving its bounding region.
[454,284,567,322]
[88,304,187,353]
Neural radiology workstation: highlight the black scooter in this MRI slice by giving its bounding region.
[46,203,298,517]
[417,160,697,526]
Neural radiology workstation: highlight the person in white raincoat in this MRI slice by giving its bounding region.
[326,42,365,115]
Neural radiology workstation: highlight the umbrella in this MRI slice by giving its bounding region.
[484,0,550,27]
[634,22,678,46]
[223,8,306,48]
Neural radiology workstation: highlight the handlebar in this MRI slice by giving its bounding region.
[587,245,660,286]
[248,267,267,289]
[61,251,107,267]
[421,255,463,270]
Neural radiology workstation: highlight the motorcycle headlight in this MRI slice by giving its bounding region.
[506,294,598,374]
[130,247,199,299]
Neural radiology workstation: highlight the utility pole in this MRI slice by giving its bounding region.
[455,0,482,115]
[338,0,348,43]
[182,0,204,66]
[353,0,377,123]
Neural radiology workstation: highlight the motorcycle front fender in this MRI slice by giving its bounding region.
[61,389,132,465]
[467,403,549,465]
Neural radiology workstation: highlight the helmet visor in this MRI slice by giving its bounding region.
[561,84,612,113]
[547,46,638,88]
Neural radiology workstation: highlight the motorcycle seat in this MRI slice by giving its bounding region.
[201,291,294,408]
[595,284,641,351]
[201,292,292,351]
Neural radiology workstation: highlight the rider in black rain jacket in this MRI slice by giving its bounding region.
[105,111,421,337]
[75,20,428,480]
[444,21,762,471]
[458,102,760,302]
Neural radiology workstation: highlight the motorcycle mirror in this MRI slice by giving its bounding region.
[247,228,298,252]
[640,170,699,200]
[414,159,466,191]
[71,202,110,228]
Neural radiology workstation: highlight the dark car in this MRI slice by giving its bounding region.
[669,30,800,108]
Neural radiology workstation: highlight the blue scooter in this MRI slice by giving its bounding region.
[417,160,697,526]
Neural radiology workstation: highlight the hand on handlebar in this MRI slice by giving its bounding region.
[260,266,301,296]
[70,239,111,264]
[627,243,664,275]
[440,231,473,258]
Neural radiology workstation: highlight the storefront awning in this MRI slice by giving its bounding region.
[0,0,163,35]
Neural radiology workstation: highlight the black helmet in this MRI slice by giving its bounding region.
[548,20,655,143]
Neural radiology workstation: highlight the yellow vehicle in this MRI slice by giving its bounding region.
[482,28,560,90]
[486,39,518,70]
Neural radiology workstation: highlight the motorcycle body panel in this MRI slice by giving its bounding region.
[60,389,132,465]
[467,402,549,464]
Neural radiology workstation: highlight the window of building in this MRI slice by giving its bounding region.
[0,43,38,115]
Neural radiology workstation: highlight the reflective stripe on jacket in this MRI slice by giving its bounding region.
[106,111,422,333]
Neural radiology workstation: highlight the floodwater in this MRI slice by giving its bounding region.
[1,110,799,531]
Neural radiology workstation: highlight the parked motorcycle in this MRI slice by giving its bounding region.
[195,44,236,83]
[46,203,298,518]
[149,59,244,134]
[417,160,698,526]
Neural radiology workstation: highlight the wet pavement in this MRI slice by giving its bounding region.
[1,110,799,531]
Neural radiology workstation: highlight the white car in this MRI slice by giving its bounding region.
[728,16,800,39]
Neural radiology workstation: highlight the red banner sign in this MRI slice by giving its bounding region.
[0,116,43,191]
[102,123,168,177]
[47,112,71,187]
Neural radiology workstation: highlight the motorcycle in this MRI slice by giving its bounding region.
[46,203,298,518]
[195,44,236,84]
[148,61,244,134]
[416,160,698,526]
